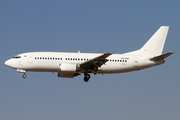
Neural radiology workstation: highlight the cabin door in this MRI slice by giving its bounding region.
[28,54,33,63]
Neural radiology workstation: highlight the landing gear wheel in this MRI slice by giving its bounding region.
[22,73,26,78]
[84,74,90,82]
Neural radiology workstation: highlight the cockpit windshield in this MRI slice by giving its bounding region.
[13,56,21,59]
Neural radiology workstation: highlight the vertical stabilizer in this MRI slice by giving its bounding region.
[123,26,169,57]
[140,26,169,56]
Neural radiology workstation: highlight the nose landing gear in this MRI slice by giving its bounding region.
[84,73,91,82]
[22,73,26,78]
[17,69,26,78]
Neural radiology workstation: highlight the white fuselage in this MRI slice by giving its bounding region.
[5,52,164,74]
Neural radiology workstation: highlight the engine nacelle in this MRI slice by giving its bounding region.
[59,63,77,72]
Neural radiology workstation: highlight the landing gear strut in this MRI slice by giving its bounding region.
[22,73,26,78]
[84,73,90,82]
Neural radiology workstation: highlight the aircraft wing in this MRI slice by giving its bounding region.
[150,52,174,61]
[79,53,113,68]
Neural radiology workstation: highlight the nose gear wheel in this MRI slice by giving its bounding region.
[22,73,26,78]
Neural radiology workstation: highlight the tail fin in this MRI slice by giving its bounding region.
[139,26,169,56]
[124,26,169,57]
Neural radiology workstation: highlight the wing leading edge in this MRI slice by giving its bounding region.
[79,53,113,69]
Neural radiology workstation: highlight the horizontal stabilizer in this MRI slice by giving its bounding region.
[150,52,174,61]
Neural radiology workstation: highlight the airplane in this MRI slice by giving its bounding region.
[5,26,174,82]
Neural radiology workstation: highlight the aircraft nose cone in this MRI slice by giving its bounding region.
[5,59,11,67]
[5,59,18,69]
[5,60,8,66]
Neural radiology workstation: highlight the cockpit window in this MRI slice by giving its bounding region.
[13,56,21,59]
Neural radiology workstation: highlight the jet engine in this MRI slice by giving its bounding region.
[59,63,77,72]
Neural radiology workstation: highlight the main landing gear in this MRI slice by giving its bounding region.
[84,73,91,82]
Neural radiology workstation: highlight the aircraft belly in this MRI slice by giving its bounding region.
[24,62,60,72]
[100,63,134,73]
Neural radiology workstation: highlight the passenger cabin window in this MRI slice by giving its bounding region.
[34,56,63,61]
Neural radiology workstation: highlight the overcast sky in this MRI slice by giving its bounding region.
[1,0,180,120]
